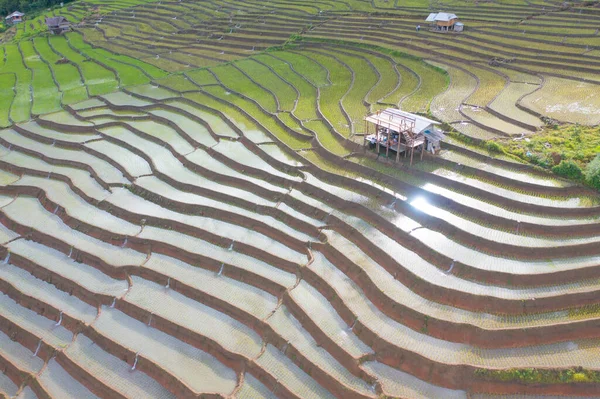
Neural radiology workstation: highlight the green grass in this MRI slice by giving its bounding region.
[461,64,506,107]
[168,49,232,68]
[272,51,330,88]
[0,73,16,127]
[66,32,152,86]
[380,62,419,107]
[1,44,32,123]
[475,367,600,384]
[33,37,88,104]
[20,40,62,115]
[73,32,166,79]
[360,52,400,107]
[184,69,219,86]
[152,74,197,92]
[255,53,319,120]
[210,63,278,113]
[498,124,600,168]
[303,119,349,156]
[399,58,448,113]
[235,58,297,112]
[277,112,311,138]
[300,150,359,178]
[49,35,118,96]
[327,48,378,134]
[429,62,477,122]
[300,49,353,137]
[190,86,310,151]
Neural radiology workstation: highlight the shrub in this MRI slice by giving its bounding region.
[475,367,600,384]
[573,372,590,383]
[528,153,552,169]
[485,141,503,154]
[552,160,583,180]
[585,154,600,190]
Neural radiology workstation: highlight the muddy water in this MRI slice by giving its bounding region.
[93,307,238,395]
[66,334,176,399]
[39,359,100,399]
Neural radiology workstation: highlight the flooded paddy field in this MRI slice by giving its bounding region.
[1,0,600,398]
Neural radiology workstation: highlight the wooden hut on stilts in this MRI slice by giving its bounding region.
[363,108,444,166]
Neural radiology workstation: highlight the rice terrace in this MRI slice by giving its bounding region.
[1,0,600,397]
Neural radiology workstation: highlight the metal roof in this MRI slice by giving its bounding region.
[365,108,440,135]
[425,12,458,22]
[45,16,69,26]
[5,11,24,19]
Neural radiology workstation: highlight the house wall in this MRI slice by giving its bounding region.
[436,19,457,27]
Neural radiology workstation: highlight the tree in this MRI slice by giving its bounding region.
[585,155,600,191]
[551,160,582,180]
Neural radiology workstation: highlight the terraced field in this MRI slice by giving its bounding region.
[1,0,600,398]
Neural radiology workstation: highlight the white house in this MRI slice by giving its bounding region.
[5,11,24,25]
[425,12,462,32]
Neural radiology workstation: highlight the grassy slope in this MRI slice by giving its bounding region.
[0,0,597,191]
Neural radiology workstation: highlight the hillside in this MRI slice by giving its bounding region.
[0,1,600,398]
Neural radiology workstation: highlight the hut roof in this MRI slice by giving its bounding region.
[365,108,440,135]
[46,16,69,26]
[426,12,458,22]
[5,11,24,19]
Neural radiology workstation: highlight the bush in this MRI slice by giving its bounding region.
[475,367,600,384]
[552,160,583,180]
[585,154,600,190]
[573,372,590,383]
[485,141,503,154]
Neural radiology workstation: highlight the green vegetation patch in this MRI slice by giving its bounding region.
[456,122,600,193]
[399,57,448,113]
[300,49,352,137]
[66,32,150,86]
[49,35,118,96]
[2,44,31,122]
[475,367,600,384]
[186,88,310,151]
[380,63,419,108]
[210,63,278,113]
[498,124,600,170]
[586,155,600,191]
[303,119,349,157]
[272,51,330,88]
[184,69,218,86]
[150,74,191,92]
[256,53,319,121]
[236,58,297,112]
[33,37,87,104]
[328,48,378,134]
[552,160,583,180]
[0,73,15,127]
[20,40,61,115]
